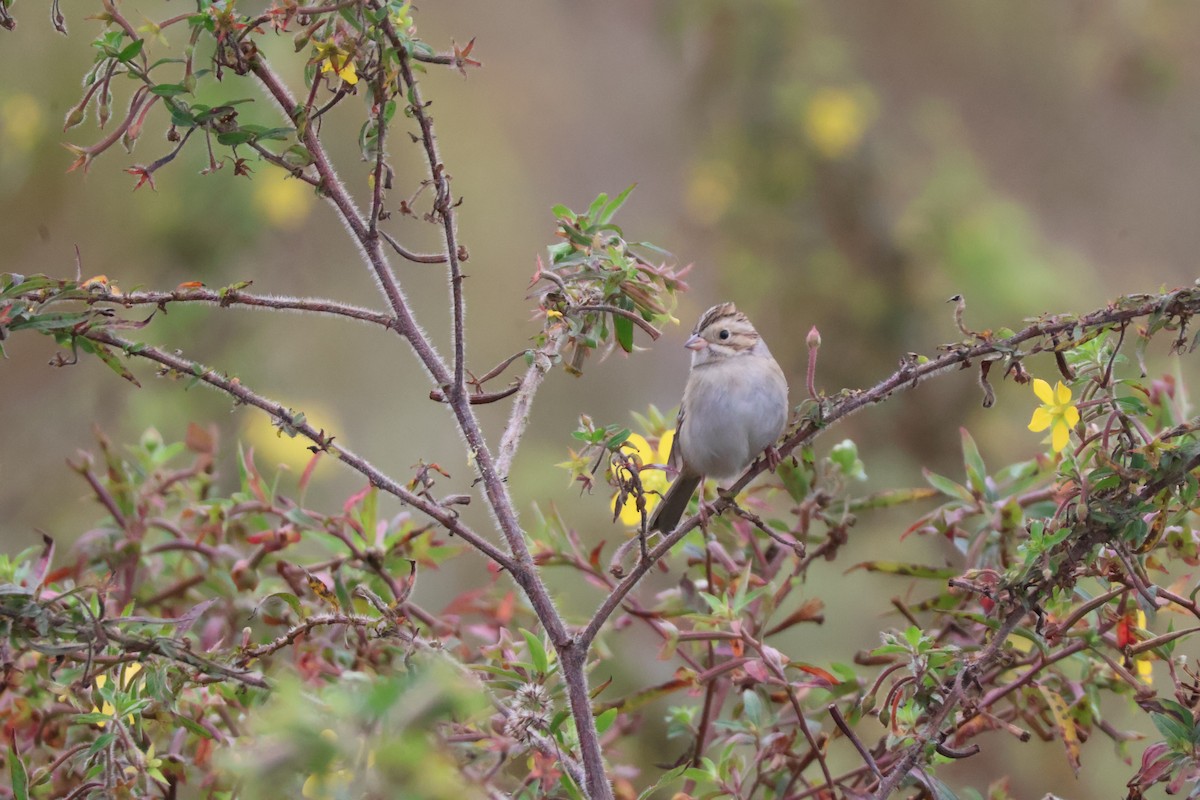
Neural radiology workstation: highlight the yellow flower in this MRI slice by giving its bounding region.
[252,167,314,229]
[302,769,354,799]
[242,400,338,472]
[0,93,45,156]
[321,54,358,85]
[1028,379,1080,453]
[92,662,143,728]
[303,730,374,798]
[612,431,674,526]
[1135,610,1153,685]
[804,88,870,159]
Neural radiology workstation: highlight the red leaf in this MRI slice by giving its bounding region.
[124,165,156,191]
[343,483,373,514]
[794,663,838,686]
[744,659,769,683]
[29,533,55,595]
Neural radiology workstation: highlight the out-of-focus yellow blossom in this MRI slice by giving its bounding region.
[1028,379,1080,453]
[685,160,737,225]
[1,93,45,154]
[252,167,313,229]
[302,768,354,799]
[242,401,338,472]
[92,662,143,727]
[302,729,375,799]
[803,88,869,159]
[612,431,674,526]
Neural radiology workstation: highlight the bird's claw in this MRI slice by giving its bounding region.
[764,445,782,471]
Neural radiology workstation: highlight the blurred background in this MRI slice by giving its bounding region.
[2,1,1200,795]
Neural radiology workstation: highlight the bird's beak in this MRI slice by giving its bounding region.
[684,334,707,351]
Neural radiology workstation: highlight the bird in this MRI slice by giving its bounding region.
[648,302,789,533]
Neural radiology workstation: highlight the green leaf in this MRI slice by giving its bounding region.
[923,468,974,503]
[74,712,114,724]
[1,274,65,299]
[216,130,257,146]
[150,83,189,97]
[585,192,608,223]
[1151,711,1194,749]
[613,313,634,353]
[8,746,28,800]
[598,183,636,224]
[79,338,142,387]
[594,707,618,734]
[116,39,144,62]
[848,561,958,579]
[776,457,810,502]
[922,774,960,800]
[284,507,323,529]
[960,427,988,497]
[520,628,549,675]
[606,428,632,450]
[8,311,91,332]
[254,591,302,618]
[741,689,764,728]
[167,105,197,127]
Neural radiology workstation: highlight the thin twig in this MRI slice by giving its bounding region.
[85,330,516,573]
[68,286,394,327]
[580,289,1200,648]
[829,703,882,779]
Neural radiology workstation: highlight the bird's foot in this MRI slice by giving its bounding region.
[763,445,782,471]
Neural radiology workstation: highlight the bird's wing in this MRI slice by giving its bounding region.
[666,406,684,472]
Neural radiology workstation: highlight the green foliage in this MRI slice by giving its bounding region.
[6,1,1200,799]
[536,186,686,374]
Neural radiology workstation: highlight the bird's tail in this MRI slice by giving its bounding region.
[649,475,702,533]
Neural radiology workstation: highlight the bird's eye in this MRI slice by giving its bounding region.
[719,329,730,340]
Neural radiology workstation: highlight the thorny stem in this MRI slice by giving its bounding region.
[496,337,562,479]
[872,606,1027,800]
[76,286,395,327]
[581,288,1200,648]
[249,38,604,797]
[85,330,517,573]
[25,8,1200,796]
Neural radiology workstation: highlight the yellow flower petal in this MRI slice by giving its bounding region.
[624,433,654,465]
[656,430,675,464]
[1051,420,1070,453]
[321,57,358,86]
[302,774,324,799]
[1063,405,1080,428]
[1028,407,1053,433]
[612,488,659,526]
[1053,381,1072,405]
[121,662,143,688]
[1032,378,1054,405]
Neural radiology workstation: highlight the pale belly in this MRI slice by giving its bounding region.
[679,365,787,479]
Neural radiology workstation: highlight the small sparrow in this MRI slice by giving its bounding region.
[649,303,789,533]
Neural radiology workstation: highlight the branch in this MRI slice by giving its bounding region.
[70,286,394,327]
[248,42,569,649]
[392,27,468,403]
[581,287,1200,648]
[375,15,611,799]
[496,339,562,479]
[84,329,517,573]
[872,605,1027,800]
